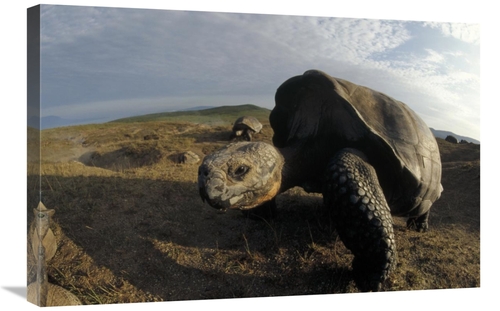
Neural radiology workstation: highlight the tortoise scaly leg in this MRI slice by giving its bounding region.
[244,130,253,141]
[324,148,397,292]
[407,210,430,232]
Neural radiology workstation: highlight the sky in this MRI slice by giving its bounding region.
[32,3,480,140]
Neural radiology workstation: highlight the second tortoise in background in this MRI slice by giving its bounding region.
[230,116,263,141]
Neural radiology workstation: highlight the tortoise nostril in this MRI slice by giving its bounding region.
[198,166,209,177]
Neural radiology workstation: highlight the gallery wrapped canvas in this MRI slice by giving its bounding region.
[27,3,480,308]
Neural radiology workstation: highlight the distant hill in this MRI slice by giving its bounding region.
[178,106,215,111]
[109,105,480,145]
[38,105,479,146]
[109,104,271,125]
[430,128,479,144]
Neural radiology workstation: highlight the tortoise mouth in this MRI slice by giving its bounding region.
[198,185,277,212]
[230,180,281,211]
[199,187,228,212]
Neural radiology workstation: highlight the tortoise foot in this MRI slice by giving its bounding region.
[352,251,396,292]
[407,211,430,232]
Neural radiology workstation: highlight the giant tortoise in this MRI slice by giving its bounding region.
[198,69,443,291]
[230,116,263,141]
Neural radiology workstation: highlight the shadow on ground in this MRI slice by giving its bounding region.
[28,173,357,303]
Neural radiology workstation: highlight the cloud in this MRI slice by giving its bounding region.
[424,22,480,45]
[40,8,415,95]
[424,49,445,63]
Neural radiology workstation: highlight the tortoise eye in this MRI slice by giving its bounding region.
[234,165,249,176]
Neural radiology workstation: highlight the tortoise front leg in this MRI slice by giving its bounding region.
[323,148,397,291]
[243,130,253,141]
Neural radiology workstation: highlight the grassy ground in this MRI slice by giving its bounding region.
[27,110,480,305]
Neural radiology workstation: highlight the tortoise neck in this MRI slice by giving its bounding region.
[278,144,315,193]
[277,138,339,194]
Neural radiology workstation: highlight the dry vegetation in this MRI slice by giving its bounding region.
[27,113,480,305]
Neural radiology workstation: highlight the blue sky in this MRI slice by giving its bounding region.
[35,4,480,140]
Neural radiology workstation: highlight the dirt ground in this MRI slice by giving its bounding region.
[26,120,480,306]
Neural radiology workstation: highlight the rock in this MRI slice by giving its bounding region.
[178,151,200,164]
[445,135,458,143]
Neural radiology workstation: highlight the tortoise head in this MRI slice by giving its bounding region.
[198,141,284,211]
